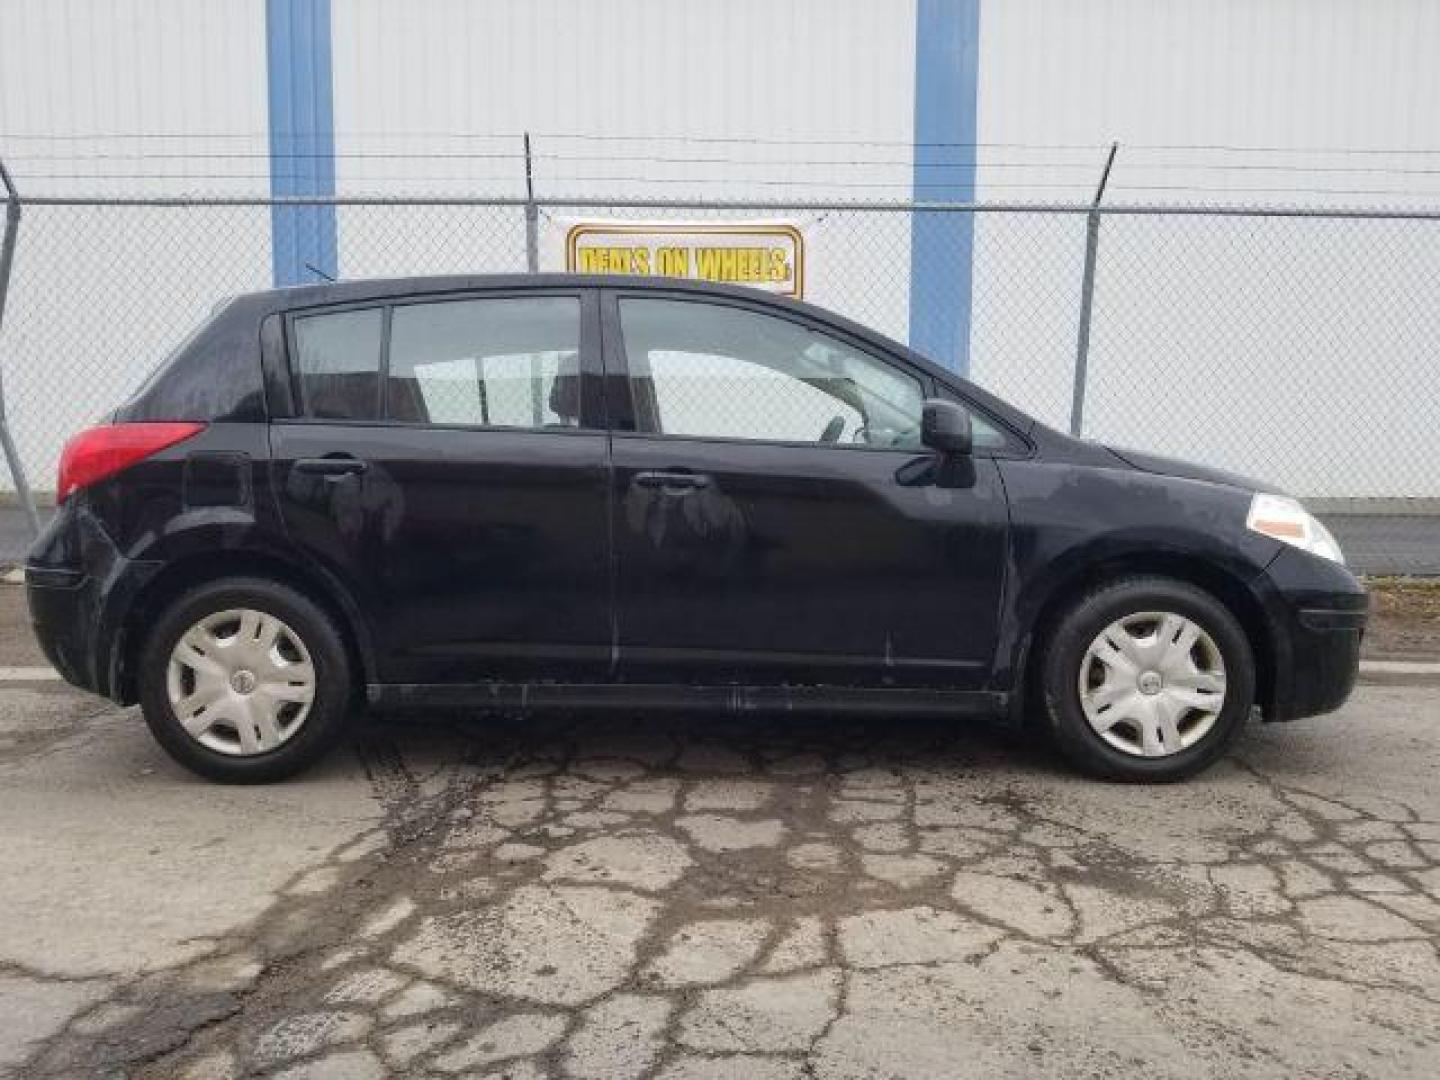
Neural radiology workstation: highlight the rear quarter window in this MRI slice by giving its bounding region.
[291,308,385,421]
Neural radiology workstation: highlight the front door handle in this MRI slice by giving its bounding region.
[633,470,712,491]
[294,457,368,477]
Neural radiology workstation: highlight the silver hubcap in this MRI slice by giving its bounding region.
[1078,611,1227,759]
[166,609,316,757]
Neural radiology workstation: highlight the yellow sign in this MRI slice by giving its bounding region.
[564,222,805,298]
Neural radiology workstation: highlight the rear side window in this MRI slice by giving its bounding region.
[387,297,583,428]
[292,308,384,420]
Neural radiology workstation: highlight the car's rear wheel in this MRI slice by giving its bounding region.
[138,577,352,783]
[1038,576,1256,782]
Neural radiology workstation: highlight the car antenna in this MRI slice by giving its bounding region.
[304,262,336,283]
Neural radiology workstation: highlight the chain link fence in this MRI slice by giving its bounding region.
[0,189,1436,573]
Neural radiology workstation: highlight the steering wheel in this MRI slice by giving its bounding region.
[819,415,845,443]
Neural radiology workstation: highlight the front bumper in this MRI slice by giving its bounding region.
[1256,547,1367,722]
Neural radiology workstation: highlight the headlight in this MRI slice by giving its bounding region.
[1246,493,1344,564]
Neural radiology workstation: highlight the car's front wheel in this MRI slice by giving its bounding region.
[138,577,353,783]
[1038,576,1256,782]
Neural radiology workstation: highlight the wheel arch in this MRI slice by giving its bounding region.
[108,549,377,705]
[1009,550,1276,725]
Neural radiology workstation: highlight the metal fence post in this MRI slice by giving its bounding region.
[522,134,545,418]
[0,160,42,538]
[523,132,539,273]
[1069,142,1118,437]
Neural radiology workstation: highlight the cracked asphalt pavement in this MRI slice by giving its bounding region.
[2,657,1440,1077]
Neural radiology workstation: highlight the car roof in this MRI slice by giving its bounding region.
[231,274,917,372]
[236,273,822,315]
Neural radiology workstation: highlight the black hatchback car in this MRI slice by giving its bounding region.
[26,275,1365,783]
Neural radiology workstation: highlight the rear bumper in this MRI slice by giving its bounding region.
[26,564,95,690]
[1256,548,1367,722]
[25,505,159,703]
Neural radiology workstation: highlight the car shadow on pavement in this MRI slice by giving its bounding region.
[355,706,1073,785]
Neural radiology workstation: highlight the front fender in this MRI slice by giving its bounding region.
[990,459,1283,700]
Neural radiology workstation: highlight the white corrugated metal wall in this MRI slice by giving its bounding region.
[970,0,1440,497]
[0,0,270,194]
[0,1,273,495]
[327,0,917,343]
[0,0,1437,497]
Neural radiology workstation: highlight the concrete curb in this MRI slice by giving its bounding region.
[0,666,59,680]
[1357,659,1440,684]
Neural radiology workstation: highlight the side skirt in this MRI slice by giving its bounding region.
[367,682,1008,717]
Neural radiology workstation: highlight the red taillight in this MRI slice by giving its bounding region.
[57,422,207,503]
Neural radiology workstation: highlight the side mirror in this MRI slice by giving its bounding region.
[921,399,972,456]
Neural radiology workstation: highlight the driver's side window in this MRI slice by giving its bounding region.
[618,297,925,449]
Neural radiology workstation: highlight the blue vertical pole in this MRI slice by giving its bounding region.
[909,0,981,375]
[266,0,337,286]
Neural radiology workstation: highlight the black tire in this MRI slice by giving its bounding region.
[1036,576,1256,782]
[138,576,353,783]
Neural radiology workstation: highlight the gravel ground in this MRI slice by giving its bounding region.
[1366,579,1440,660]
[0,582,45,667]
[1,639,1438,1077]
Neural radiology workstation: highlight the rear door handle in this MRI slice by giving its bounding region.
[633,470,712,490]
[294,457,368,477]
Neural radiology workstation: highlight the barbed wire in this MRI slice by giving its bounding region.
[7,134,1440,202]
[13,174,1440,201]
[7,130,1440,156]
[15,150,1440,178]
